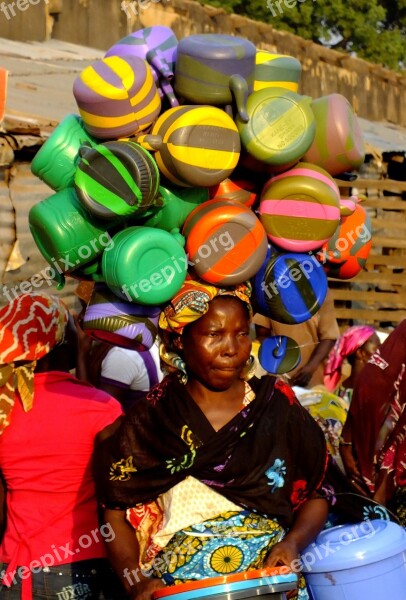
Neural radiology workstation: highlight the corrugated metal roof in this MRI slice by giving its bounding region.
[358,117,406,154]
[0,37,104,122]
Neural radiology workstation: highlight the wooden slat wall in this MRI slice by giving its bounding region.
[330,178,406,331]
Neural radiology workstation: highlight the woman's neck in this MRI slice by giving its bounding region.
[186,378,246,431]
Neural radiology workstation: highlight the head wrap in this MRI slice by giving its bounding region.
[0,293,69,434]
[158,277,252,335]
[324,325,376,392]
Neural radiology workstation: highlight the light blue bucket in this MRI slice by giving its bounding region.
[301,520,406,600]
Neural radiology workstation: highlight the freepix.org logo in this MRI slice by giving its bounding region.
[1,232,114,301]
[0,0,49,21]
[266,0,316,18]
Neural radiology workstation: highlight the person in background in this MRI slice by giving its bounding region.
[340,320,406,525]
[97,344,163,411]
[254,288,340,389]
[323,324,381,405]
[75,281,163,412]
[0,293,124,600]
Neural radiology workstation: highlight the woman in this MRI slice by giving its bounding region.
[323,325,381,405]
[0,293,124,600]
[94,279,389,600]
[340,320,406,525]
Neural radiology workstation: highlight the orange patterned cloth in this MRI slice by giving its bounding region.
[0,293,69,434]
[158,276,252,334]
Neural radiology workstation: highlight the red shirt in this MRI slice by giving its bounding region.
[0,372,122,590]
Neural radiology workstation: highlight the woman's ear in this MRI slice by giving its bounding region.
[356,346,368,363]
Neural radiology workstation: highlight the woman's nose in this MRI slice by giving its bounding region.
[221,335,239,355]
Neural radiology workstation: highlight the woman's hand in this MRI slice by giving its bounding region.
[264,539,303,600]
[128,577,166,600]
[264,538,299,570]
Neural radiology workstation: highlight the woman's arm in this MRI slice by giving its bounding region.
[264,496,328,568]
[339,416,364,486]
[103,508,165,600]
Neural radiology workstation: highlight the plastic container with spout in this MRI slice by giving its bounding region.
[73,55,161,139]
[317,201,372,279]
[236,87,315,168]
[140,185,209,232]
[28,188,115,289]
[254,51,302,93]
[259,162,341,252]
[137,105,240,188]
[31,114,98,192]
[102,226,187,305]
[74,140,161,220]
[105,25,179,107]
[182,198,268,286]
[303,93,365,176]
[253,249,328,324]
[174,33,256,122]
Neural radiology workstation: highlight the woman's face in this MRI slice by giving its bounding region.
[179,296,252,390]
[362,332,381,360]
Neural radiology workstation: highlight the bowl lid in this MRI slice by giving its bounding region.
[301,520,406,572]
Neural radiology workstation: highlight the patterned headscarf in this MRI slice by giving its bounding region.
[324,325,376,392]
[0,293,69,434]
[158,277,252,335]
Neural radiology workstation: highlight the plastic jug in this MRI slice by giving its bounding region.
[258,335,301,375]
[253,249,328,324]
[28,187,114,288]
[31,114,98,192]
[254,51,302,93]
[174,33,256,122]
[74,140,161,220]
[73,55,161,139]
[139,185,209,232]
[303,93,365,176]
[105,25,178,107]
[137,105,240,188]
[102,226,187,305]
[209,177,258,208]
[259,162,341,252]
[182,198,268,286]
[236,87,315,167]
[318,202,372,266]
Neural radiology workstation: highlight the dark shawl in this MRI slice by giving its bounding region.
[94,374,327,529]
